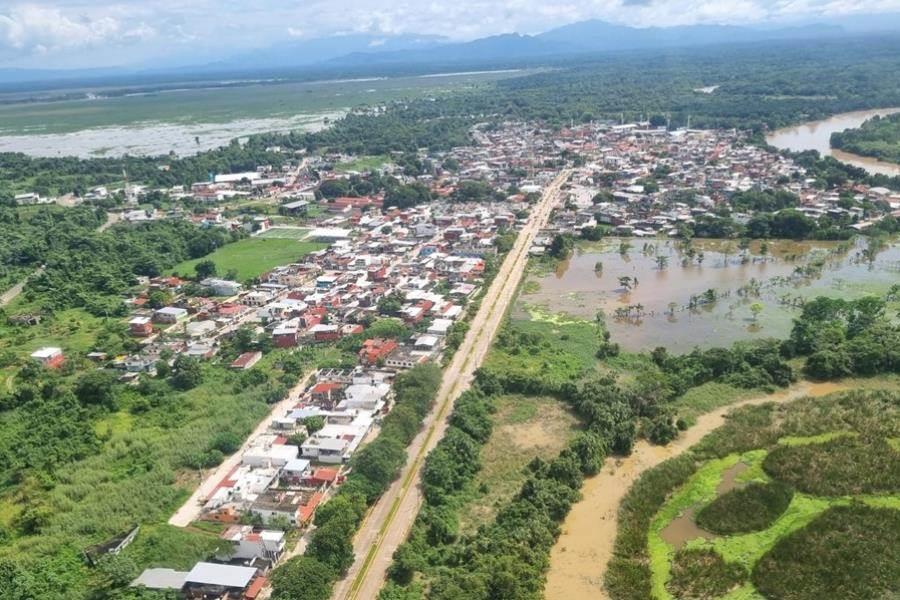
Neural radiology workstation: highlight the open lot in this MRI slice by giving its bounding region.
[172,236,325,281]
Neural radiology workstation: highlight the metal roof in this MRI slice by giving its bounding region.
[185,562,257,588]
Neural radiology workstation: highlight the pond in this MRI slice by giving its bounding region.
[519,237,900,353]
[766,108,900,177]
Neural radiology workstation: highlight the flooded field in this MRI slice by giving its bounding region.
[0,111,341,157]
[519,237,900,352]
[0,69,524,157]
[766,108,900,177]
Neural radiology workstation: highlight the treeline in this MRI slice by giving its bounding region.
[270,362,442,600]
[0,204,105,292]
[785,295,900,379]
[8,37,900,197]
[831,113,900,164]
[20,220,240,317]
[381,377,607,600]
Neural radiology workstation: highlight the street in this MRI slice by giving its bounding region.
[330,169,571,600]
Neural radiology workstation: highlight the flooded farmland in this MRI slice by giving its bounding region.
[519,237,900,352]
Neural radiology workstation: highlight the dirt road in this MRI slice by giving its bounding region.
[543,380,853,600]
[331,170,571,600]
[168,369,316,527]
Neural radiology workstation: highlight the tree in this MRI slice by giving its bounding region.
[74,370,118,410]
[171,355,203,390]
[750,302,764,322]
[655,255,669,270]
[194,259,217,280]
[271,556,337,600]
[303,415,326,434]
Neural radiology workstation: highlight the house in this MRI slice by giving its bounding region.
[242,440,298,468]
[281,458,311,484]
[201,278,243,297]
[30,347,64,368]
[182,562,258,599]
[300,436,350,463]
[219,526,285,562]
[230,352,262,370]
[310,323,340,342]
[153,306,188,324]
[128,316,154,337]
[358,338,398,365]
[272,319,301,348]
[250,489,320,526]
[385,347,428,370]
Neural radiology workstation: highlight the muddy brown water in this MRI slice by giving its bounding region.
[522,238,900,352]
[544,381,851,600]
[658,462,748,549]
[766,108,900,177]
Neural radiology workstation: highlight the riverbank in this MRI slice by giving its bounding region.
[543,377,900,600]
[766,107,900,177]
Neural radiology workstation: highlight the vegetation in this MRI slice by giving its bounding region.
[607,386,900,600]
[171,236,325,283]
[752,504,900,600]
[763,436,900,496]
[831,112,900,164]
[666,548,747,599]
[695,482,794,534]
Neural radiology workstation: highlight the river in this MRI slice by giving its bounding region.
[766,108,900,177]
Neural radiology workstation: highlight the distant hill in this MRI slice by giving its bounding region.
[536,20,844,52]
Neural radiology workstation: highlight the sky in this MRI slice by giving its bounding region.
[1,0,900,69]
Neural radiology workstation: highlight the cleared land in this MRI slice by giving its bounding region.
[172,237,325,281]
[458,394,580,534]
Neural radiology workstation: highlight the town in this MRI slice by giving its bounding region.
[12,119,900,600]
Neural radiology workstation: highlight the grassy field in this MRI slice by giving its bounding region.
[334,154,391,173]
[171,236,325,281]
[256,227,311,240]
[458,394,580,534]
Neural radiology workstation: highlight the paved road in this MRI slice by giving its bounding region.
[168,369,316,527]
[331,169,571,600]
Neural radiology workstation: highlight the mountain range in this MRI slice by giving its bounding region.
[2,17,899,89]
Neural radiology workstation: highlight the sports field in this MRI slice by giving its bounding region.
[172,237,325,281]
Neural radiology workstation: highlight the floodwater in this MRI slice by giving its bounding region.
[544,381,852,600]
[658,462,747,549]
[521,238,900,352]
[766,108,900,177]
[0,111,341,158]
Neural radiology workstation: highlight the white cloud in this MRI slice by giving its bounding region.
[1,0,899,68]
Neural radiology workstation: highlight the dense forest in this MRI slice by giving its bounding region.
[831,112,900,164]
[5,36,900,196]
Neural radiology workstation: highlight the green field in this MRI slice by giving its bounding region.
[172,236,325,281]
[334,154,391,173]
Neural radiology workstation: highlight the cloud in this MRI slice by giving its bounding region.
[1,0,899,68]
[0,3,157,58]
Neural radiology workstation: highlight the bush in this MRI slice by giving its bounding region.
[667,548,747,599]
[752,505,900,600]
[271,556,337,600]
[763,436,900,496]
[695,481,793,534]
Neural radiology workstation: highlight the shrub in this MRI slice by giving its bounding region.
[667,548,747,599]
[763,436,900,496]
[753,504,900,600]
[695,481,793,534]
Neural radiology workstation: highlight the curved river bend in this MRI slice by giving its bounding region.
[766,108,900,177]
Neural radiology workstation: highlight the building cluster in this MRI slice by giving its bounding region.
[519,123,900,244]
